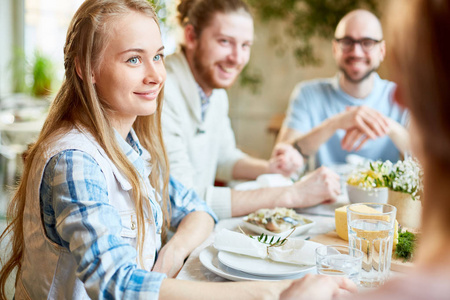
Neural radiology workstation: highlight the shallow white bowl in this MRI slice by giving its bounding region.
[242,217,315,238]
[346,184,388,204]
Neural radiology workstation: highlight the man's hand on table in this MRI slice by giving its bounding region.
[280,274,357,300]
[289,167,341,207]
[269,143,304,176]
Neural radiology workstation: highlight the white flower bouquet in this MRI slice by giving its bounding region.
[383,157,423,200]
[347,157,423,200]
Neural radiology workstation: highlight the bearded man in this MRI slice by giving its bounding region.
[277,9,409,168]
[162,0,342,219]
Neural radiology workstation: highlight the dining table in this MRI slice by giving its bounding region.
[176,177,405,288]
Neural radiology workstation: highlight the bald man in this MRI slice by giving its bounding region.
[277,9,409,167]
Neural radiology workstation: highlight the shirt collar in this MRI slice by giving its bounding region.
[334,72,382,101]
[197,83,211,105]
[197,83,211,121]
[114,128,152,177]
[114,128,162,230]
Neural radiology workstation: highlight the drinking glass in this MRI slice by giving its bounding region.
[347,203,397,288]
[315,245,363,283]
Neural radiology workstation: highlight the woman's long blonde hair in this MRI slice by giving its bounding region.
[0,0,170,297]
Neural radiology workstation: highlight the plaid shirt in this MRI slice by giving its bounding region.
[197,83,211,121]
[39,129,217,299]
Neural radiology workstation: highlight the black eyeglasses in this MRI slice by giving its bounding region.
[334,37,383,52]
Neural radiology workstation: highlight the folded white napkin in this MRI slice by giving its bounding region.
[214,229,321,266]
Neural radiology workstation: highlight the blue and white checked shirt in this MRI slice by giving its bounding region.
[197,83,211,121]
[39,129,217,299]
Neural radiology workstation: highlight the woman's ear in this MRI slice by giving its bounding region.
[75,57,96,84]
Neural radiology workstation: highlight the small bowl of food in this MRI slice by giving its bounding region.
[242,207,315,238]
[346,166,388,204]
[346,184,388,204]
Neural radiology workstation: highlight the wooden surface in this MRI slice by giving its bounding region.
[311,231,414,273]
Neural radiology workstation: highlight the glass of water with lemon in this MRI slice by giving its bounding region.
[347,203,397,288]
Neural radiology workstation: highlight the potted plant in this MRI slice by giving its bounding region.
[347,158,423,229]
[383,158,423,229]
[346,161,391,204]
[31,51,55,98]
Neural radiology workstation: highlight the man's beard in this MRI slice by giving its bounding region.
[339,66,377,84]
[192,45,239,91]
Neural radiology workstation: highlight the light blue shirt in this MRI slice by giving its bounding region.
[39,129,217,299]
[284,73,408,167]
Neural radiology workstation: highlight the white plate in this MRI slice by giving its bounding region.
[242,217,315,238]
[199,246,316,281]
[217,249,315,277]
[217,249,316,277]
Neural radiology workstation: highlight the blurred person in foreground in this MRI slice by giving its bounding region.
[281,1,450,299]
[277,9,410,168]
[162,0,341,219]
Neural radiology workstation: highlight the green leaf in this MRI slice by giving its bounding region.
[395,231,416,262]
[258,233,264,242]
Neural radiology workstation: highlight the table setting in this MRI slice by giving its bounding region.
[176,213,336,283]
[187,212,331,282]
[177,156,421,290]
[199,231,319,282]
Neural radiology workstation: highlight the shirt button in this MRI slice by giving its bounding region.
[131,216,136,230]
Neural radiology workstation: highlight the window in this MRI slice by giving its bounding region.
[24,0,84,82]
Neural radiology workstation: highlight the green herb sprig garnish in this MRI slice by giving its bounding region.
[252,233,288,247]
[238,227,296,248]
[395,230,416,262]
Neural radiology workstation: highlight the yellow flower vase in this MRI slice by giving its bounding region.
[387,190,422,229]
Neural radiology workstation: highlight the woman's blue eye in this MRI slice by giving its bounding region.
[154,54,163,61]
[127,56,140,64]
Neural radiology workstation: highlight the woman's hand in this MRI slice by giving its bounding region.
[280,274,358,300]
[153,211,214,278]
[152,241,187,278]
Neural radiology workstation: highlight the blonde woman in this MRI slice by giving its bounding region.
[0,0,218,298]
